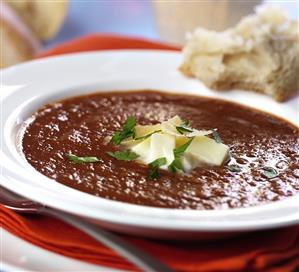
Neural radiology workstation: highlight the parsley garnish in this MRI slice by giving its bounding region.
[134,130,162,141]
[176,125,193,134]
[148,157,167,179]
[211,128,222,143]
[107,150,139,161]
[182,120,191,127]
[226,165,242,173]
[176,120,193,135]
[262,167,278,179]
[168,137,194,172]
[66,154,99,163]
[111,116,136,145]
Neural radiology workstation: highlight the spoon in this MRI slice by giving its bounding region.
[0,186,173,272]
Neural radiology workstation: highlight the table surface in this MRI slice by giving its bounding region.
[47,0,298,48]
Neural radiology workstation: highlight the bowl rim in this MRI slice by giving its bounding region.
[1,50,299,232]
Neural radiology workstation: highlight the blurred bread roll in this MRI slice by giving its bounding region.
[1,0,68,67]
[0,2,40,68]
[5,0,68,41]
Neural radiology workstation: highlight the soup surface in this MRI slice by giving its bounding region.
[22,91,299,209]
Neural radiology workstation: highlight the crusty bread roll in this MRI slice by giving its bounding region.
[180,6,299,102]
[5,0,68,41]
[0,2,40,68]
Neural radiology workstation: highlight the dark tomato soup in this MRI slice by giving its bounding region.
[21,91,299,209]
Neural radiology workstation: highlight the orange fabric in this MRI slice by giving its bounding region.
[2,34,299,271]
[38,34,179,58]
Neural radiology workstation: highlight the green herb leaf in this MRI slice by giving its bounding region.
[66,154,100,163]
[176,125,193,135]
[168,137,194,173]
[182,120,190,127]
[149,157,167,168]
[176,120,193,135]
[111,116,136,145]
[211,128,222,144]
[262,167,278,179]
[134,130,162,141]
[226,165,242,173]
[107,150,139,161]
[148,157,167,179]
[168,159,183,173]
[173,137,194,157]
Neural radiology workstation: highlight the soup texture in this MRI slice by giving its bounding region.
[22,91,299,209]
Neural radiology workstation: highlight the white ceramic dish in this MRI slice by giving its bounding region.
[1,50,299,239]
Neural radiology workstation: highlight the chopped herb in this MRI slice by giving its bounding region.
[111,116,136,145]
[211,128,222,143]
[176,120,193,135]
[168,137,194,173]
[148,157,167,179]
[107,150,139,161]
[263,167,278,179]
[176,125,193,135]
[134,130,162,141]
[182,120,190,127]
[66,154,99,163]
[226,165,242,173]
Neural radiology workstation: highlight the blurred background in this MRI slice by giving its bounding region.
[48,0,298,47]
[1,0,298,68]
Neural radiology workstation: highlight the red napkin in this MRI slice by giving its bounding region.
[2,34,299,272]
[38,34,179,58]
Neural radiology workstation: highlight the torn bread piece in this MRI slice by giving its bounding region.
[180,6,299,102]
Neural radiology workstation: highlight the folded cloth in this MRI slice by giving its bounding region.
[2,34,299,272]
[38,34,179,58]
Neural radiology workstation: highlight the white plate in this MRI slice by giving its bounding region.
[1,228,120,271]
[1,50,299,239]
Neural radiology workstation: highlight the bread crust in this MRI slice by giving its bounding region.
[180,6,299,102]
[0,18,35,67]
[6,0,68,41]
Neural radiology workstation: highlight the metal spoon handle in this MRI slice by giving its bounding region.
[43,208,173,272]
[0,186,173,272]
